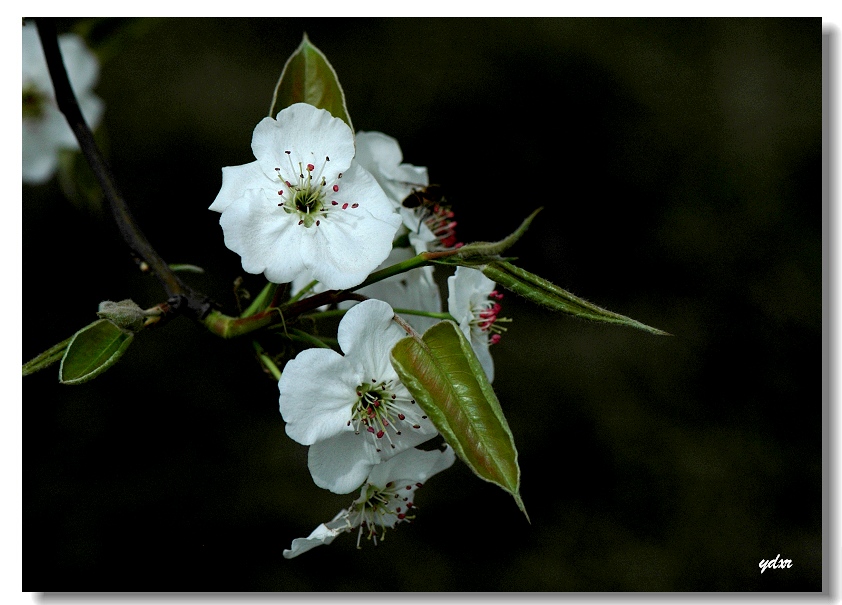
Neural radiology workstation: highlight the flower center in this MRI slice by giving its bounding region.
[471,290,511,345]
[348,378,427,453]
[346,480,419,548]
[274,152,359,228]
[22,84,47,120]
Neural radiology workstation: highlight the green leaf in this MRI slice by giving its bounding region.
[391,321,528,520]
[450,207,542,261]
[59,319,134,385]
[22,336,73,376]
[482,261,670,336]
[268,33,353,130]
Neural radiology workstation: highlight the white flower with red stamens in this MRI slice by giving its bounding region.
[447,266,510,382]
[22,21,104,185]
[278,299,438,494]
[283,445,455,559]
[354,131,460,251]
[209,103,401,290]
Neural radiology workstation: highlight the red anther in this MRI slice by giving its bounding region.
[386,482,394,487]
[373,400,380,407]
[307,163,315,172]
[405,485,412,490]
[357,391,362,396]
[367,426,375,433]
[398,413,405,420]
[342,203,349,210]
[396,507,402,513]
[416,482,423,488]
[397,513,406,520]
[391,394,396,399]
[383,420,389,427]
[333,185,339,192]
[406,502,413,508]
[277,190,283,195]
[351,203,359,208]
[285,150,291,155]
[274,167,280,171]
[285,181,292,187]
[316,220,320,226]
[332,200,338,205]
[490,334,502,345]
[298,220,303,225]
[376,430,385,439]
[412,424,421,429]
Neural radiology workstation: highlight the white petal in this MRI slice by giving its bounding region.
[447,266,497,381]
[471,334,495,383]
[355,131,428,204]
[343,248,442,334]
[308,432,380,494]
[209,162,269,212]
[366,446,456,489]
[307,417,440,494]
[218,189,307,284]
[336,300,404,380]
[22,22,48,86]
[282,510,348,559]
[23,110,65,184]
[253,103,354,181]
[278,347,360,445]
[58,33,100,96]
[305,161,401,289]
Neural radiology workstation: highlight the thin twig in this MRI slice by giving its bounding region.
[34,18,211,319]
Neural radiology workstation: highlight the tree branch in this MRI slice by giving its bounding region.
[34,18,211,319]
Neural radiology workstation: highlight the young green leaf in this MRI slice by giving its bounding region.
[22,335,73,376]
[390,320,528,520]
[482,261,670,336]
[268,33,353,130]
[59,319,134,385]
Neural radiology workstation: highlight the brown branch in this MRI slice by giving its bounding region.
[33,18,211,319]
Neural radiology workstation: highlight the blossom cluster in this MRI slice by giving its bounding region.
[209,102,511,556]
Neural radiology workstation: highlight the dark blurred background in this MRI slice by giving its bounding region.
[22,18,822,591]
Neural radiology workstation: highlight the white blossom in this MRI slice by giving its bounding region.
[283,445,455,558]
[355,131,459,252]
[210,103,402,290]
[278,299,438,493]
[447,266,509,382]
[22,21,104,185]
